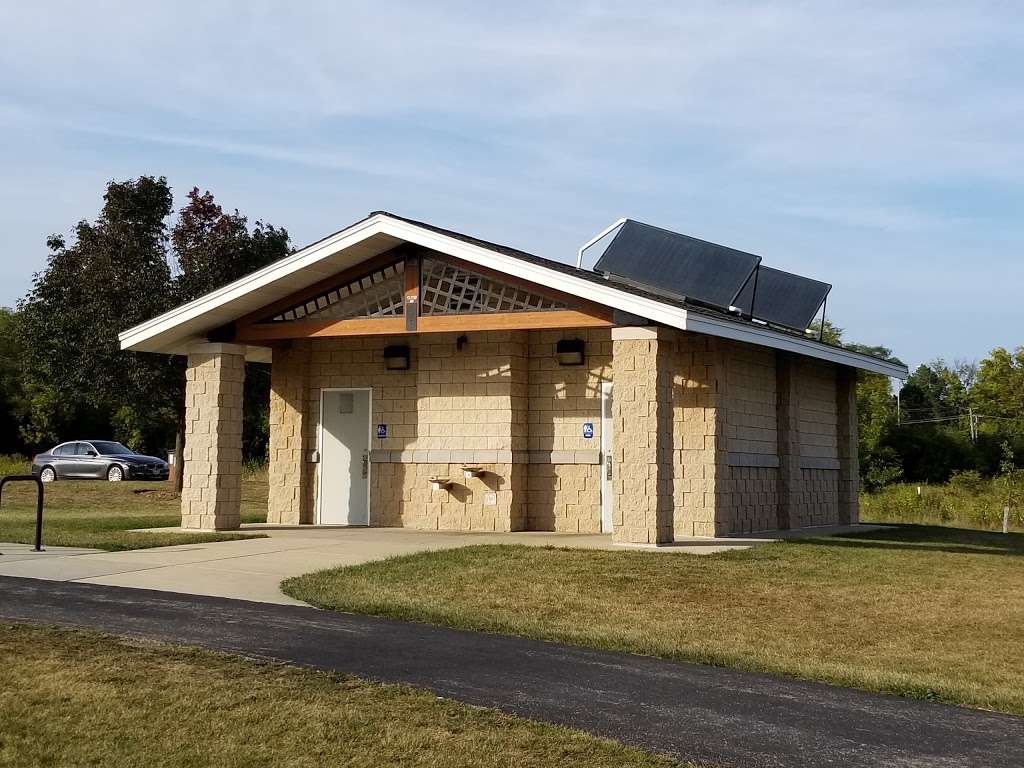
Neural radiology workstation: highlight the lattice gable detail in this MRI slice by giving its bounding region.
[261,260,405,323]
[420,257,568,315]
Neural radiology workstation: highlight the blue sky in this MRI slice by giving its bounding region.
[1,1,1021,368]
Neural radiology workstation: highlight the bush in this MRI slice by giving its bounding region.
[862,477,1023,531]
[0,454,31,476]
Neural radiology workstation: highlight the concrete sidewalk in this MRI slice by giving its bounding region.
[0,524,877,605]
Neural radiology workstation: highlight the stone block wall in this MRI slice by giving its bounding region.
[672,332,723,537]
[268,345,310,524]
[526,328,610,533]
[371,462,517,531]
[794,359,840,527]
[717,342,779,534]
[262,324,857,538]
[611,328,674,545]
[181,345,245,530]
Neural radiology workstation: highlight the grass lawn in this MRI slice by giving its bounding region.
[284,525,1024,716]
[0,469,269,550]
[0,624,684,768]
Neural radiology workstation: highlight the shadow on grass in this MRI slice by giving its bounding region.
[789,524,1024,557]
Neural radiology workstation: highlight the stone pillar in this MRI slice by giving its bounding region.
[672,334,725,537]
[775,351,801,531]
[836,365,859,525]
[611,327,674,545]
[180,343,246,531]
[268,344,310,525]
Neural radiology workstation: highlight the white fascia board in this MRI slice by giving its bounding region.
[120,213,907,378]
[380,218,907,378]
[683,311,908,379]
[378,218,693,329]
[118,215,387,352]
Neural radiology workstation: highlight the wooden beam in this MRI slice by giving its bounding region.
[236,317,408,342]
[404,253,420,332]
[235,309,613,342]
[416,310,612,333]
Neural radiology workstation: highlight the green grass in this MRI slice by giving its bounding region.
[861,477,1024,531]
[283,525,1024,715]
[0,624,686,768]
[0,459,269,550]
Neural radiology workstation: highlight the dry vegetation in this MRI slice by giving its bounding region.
[284,525,1024,715]
[0,624,684,768]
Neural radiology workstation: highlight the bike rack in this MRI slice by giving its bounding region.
[0,475,45,553]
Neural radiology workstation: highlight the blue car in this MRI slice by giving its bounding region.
[32,440,170,483]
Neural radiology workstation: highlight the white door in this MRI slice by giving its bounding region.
[318,389,371,525]
[600,382,614,533]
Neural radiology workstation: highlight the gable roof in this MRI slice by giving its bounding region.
[119,211,908,378]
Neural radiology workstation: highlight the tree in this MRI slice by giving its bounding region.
[172,188,289,303]
[970,347,1024,430]
[17,176,179,452]
[0,307,27,454]
[169,188,290,486]
[900,360,968,422]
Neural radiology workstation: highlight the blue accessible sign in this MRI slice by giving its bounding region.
[376,424,388,439]
[582,422,594,439]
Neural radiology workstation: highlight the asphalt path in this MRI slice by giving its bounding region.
[1,576,1020,767]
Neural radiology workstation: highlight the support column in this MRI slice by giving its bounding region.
[836,365,859,525]
[181,343,246,531]
[268,344,310,524]
[775,351,801,530]
[611,327,674,545]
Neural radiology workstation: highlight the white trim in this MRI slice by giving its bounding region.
[681,311,907,378]
[576,217,626,268]
[611,326,661,341]
[316,387,373,527]
[600,381,614,534]
[119,213,908,378]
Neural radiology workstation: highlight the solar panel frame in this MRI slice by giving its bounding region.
[732,265,831,331]
[593,219,761,310]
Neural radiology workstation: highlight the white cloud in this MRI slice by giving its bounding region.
[0,1,1021,364]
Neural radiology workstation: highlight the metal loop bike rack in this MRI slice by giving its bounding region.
[0,475,45,553]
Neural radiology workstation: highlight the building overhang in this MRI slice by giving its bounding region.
[119,212,908,379]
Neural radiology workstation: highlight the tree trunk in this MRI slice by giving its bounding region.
[172,402,186,493]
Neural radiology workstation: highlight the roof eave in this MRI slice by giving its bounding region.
[119,212,907,379]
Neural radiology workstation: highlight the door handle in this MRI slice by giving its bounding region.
[361,451,369,479]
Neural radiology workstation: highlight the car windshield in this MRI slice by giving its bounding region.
[90,441,133,455]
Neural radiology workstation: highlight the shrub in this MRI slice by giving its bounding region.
[0,454,30,476]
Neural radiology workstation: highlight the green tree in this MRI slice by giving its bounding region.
[170,188,290,479]
[172,188,289,303]
[0,307,27,454]
[970,347,1024,431]
[900,360,968,422]
[17,176,179,451]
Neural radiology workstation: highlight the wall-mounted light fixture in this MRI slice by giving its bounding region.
[383,344,410,370]
[556,338,585,366]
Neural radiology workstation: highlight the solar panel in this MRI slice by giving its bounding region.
[732,266,831,331]
[593,219,761,310]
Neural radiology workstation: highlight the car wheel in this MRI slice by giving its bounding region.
[107,465,124,482]
[40,466,56,483]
